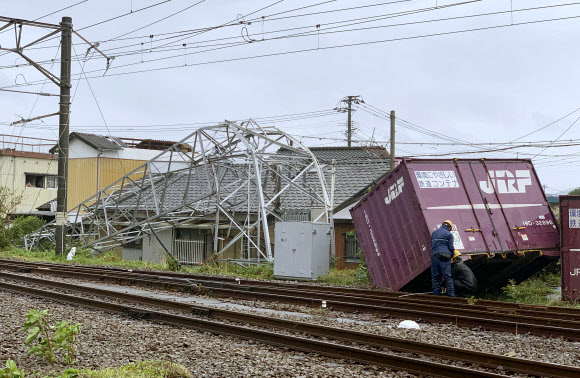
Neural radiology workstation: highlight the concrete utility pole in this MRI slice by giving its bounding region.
[337,95,361,147]
[390,110,395,172]
[346,96,353,147]
[0,15,111,255]
[55,16,73,255]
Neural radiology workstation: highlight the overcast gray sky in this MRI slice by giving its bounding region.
[1,0,579,193]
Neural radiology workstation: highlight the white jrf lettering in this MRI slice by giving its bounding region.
[571,268,580,276]
[479,170,532,194]
[385,177,404,205]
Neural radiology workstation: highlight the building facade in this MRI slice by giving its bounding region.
[54,133,179,210]
[0,136,58,214]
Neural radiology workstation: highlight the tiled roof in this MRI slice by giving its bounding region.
[308,146,390,162]
[112,147,391,213]
[73,132,126,150]
[49,132,126,153]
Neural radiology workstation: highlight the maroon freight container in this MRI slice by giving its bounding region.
[351,159,560,291]
[560,195,580,300]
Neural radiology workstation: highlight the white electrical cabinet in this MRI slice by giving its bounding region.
[274,221,331,280]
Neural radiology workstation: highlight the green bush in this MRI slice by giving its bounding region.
[355,249,371,284]
[11,216,46,241]
[0,359,24,378]
[499,269,560,305]
[22,309,81,365]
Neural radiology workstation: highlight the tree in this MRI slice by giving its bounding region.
[0,186,23,248]
[569,187,580,195]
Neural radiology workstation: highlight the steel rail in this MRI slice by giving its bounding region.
[2,270,579,377]
[3,258,576,316]
[0,279,510,378]
[2,261,580,341]
[2,259,580,324]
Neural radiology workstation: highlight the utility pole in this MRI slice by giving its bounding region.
[55,16,73,256]
[336,95,361,147]
[0,15,110,255]
[346,96,353,147]
[390,110,395,172]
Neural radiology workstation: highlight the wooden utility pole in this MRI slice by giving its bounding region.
[55,16,73,255]
[390,110,395,171]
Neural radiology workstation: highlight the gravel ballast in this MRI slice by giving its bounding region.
[1,269,580,376]
[0,290,404,377]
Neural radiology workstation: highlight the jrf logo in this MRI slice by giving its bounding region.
[571,268,580,276]
[479,170,532,194]
[385,177,404,205]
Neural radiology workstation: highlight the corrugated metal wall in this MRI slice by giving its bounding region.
[67,158,97,210]
[67,157,147,210]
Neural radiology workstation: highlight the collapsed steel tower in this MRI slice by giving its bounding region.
[25,121,331,263]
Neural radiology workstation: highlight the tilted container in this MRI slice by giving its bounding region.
[351,159,559,291]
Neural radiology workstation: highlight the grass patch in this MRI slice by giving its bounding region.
[317,268,369,286]
[485,269,567,306]
[0,247,172,272]
[60,360,191,377]
[0,246,275,279]
[187,260,274,280]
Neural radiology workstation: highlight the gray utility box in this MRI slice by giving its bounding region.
[274,222,331,280]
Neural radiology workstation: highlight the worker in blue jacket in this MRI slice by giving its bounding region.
[431,220,455,296]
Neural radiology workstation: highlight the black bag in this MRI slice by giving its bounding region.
[436,252,452,262]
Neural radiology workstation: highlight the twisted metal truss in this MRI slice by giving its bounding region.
[25,121,331,262]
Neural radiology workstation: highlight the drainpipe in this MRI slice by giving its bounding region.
[96,149,102,192]
[330,159,336,259]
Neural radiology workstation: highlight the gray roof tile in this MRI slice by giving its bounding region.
[50,132,125,153]
[112,147,391,214]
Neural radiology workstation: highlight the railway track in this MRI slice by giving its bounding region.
[1,259,579,341]
[1,270,578,377]
[2,258,573,314]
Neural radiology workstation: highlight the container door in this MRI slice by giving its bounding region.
[469,161,558,252]
[454,162,503,252]
[408,162,497,254]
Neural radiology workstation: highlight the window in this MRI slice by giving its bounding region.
[25,174,57,189]
[123,238,143,249]
[46,175,57,189]
[344,233,360,261]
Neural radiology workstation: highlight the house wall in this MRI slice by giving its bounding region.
[142,230,173,264]
[0,154,57,213]
[335,222,360,270]
[67,139,187,211]
[68,139,161,160]
[67,157,147,210]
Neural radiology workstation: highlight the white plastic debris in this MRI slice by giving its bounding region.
[397,320,420,330]
[66,247,76,261]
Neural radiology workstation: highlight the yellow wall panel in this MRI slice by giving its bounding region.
[67,158,97,210]
[67,157,147,210]
[98,158,147,191]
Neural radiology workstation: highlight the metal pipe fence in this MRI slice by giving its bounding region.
[173,239,205,264]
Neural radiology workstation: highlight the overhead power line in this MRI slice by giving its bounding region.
[532,114,580,159]
[509,105,580,142]
[0,0,481,68]
[5,3,580,90]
